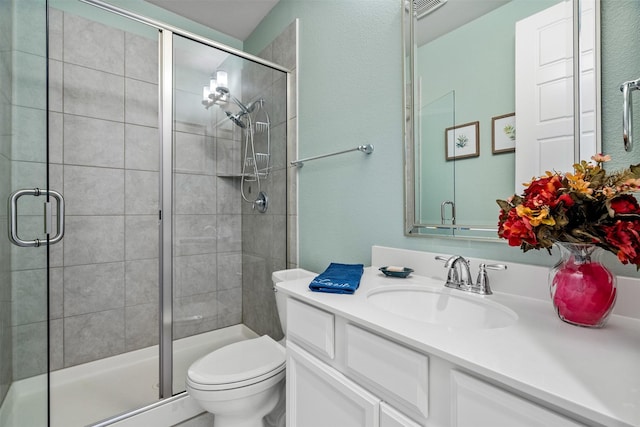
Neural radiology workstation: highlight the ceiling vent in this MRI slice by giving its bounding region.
[413,0,448,20]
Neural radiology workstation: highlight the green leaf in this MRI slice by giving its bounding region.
[589,168,606,188]
[496,199,512,212]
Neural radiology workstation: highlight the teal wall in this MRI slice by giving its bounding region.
[417,0,558,227]
[246,0,410,273]
[246,0,640,279]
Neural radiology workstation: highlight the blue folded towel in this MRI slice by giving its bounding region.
[309,263,364,294]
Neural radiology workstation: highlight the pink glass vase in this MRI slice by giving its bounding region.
[549,243,617,328]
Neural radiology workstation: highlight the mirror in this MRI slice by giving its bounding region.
[404,0,600,239]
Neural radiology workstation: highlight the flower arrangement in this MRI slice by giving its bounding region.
[496,155,640,268]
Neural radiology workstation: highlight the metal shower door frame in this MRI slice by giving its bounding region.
[81,0,291,404]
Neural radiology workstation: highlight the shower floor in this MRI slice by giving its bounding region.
[1,324,258,427]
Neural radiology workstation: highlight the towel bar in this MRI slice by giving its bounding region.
[291,144,374,168]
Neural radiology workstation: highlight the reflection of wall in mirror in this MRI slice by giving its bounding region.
[419,91,454,224]
[416,0,561,226]
[601,0,640,170]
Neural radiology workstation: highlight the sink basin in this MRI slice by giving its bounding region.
[367,285,518,329]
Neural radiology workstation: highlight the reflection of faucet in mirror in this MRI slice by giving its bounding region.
[440,200,455,225]
[404,0,600,240]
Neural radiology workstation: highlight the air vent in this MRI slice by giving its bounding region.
[413,0,447,19]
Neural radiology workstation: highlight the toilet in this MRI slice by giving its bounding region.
[186,268,316,427]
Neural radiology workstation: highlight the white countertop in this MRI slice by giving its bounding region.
[276,266,640,427]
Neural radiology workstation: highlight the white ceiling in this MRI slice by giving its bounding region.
[416,0,511,46]
[145,0,280,41]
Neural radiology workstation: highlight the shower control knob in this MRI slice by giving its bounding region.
[254,191,268,213]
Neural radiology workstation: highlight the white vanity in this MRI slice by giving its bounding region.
[276,246,640,427]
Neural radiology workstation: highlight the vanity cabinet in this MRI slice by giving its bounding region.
[286,299,423,427]
[450,371,584,427]
[287,342,380,427]
[285,297,585,427]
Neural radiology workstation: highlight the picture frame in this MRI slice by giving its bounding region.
[445,121,480,161]
[492,113,516,154]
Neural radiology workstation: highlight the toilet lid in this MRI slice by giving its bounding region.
[188,335,285,386]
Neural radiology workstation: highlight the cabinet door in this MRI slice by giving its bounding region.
[287,342,380,427]
[451,371,585,427]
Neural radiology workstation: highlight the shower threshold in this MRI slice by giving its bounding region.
[0,324,258,427]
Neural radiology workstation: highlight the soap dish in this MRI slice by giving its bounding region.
[379,266,414,278]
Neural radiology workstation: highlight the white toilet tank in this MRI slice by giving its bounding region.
[272,268,316,335]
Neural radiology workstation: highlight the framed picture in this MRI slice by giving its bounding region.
[445,121,479,161]
[492,113,516,154]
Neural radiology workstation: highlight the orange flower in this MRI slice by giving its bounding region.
[516,205,555,227]
[497,156,640,267]
[566,172,593,195]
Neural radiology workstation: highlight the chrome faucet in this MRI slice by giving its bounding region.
[442,255,472,290]
[435,255,506,295]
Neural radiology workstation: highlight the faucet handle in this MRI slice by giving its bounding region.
[473,263,507,295]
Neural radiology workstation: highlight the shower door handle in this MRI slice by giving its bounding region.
[8,188,65,247]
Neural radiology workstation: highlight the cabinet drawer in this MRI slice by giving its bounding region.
[380,403,422,427]
[287,298,335,359]
[451,371,584,427]
[345,324,429,420]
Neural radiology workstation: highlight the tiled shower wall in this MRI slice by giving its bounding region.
[0,0,13,405]
[241,21,297,340]
[5,0,50,388]
[45,8,162,371]
[171,39,244,338]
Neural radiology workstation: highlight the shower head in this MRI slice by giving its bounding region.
[225,110,246,128]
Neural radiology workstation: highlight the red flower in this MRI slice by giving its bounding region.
[602,220,640,265]
[608,194,640,216]
[557,193,575,208]
[498,209,537,247]
[523,174,565,209]
[497,158,640,267]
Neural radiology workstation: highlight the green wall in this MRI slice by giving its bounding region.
[417,0,558,227]
[246,0,640,279]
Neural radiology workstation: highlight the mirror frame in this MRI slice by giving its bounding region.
[403,0,601,240]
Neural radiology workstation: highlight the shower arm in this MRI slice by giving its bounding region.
[215,87,251,115]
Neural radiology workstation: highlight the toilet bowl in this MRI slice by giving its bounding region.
[186,268,316,427]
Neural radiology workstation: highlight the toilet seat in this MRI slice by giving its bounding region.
[187,335,285,391]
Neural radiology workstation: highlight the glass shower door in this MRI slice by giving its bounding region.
[44,4,161,426]
[170,32,289,396]
[1,0,51,425]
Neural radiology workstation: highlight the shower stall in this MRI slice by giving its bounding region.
[1,0,294,425]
